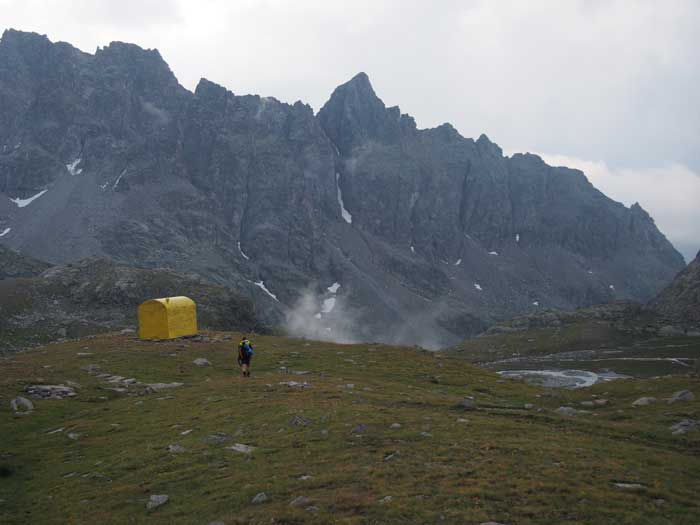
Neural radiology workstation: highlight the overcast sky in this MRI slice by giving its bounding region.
[2,0,698,260]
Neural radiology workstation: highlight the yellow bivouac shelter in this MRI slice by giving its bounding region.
[138,296,198,340]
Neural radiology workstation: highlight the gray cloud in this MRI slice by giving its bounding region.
[2,0,697,258]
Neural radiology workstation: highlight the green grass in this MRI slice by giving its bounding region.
[1,332,699,524]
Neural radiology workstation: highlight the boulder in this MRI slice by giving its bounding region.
[670,419,700,435]
[10,396,34,413]
[667,390,694,403]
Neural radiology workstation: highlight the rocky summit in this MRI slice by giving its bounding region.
[0,29,685,347]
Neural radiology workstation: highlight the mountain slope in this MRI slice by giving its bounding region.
[0,245,49,279]
[649,249,700,327]
[0,258,259,352]
[0,30,685,347]
[1,332,699,524]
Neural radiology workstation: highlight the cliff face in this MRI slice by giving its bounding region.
[0,30,686,347]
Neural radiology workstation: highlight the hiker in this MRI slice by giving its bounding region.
[237,336,254,377]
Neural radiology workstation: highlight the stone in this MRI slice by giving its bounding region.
[390,423,402,429]
[227,443,255,454]
[146,494,169,510]
[305,506,319,512]
[166,444,185,453]
[668,390,694,403]
[202,433,230,445]
[523,403,534,410]
[67,432,80,440]
[351,424,367,434]
[379,496,393,504]
[120,328,135,335]
[289,415,313,427]
[580,401,595,407]
[613,482,645,490]
[279,381,311,389]
[631,397,656,407]
[555,406,577,417]
[480,522,507,525]
[289,496,312,507]
[251,492,269,504]
[10,396,34,413]
[670,419,700,435]
[457,397,476,411]
[593,399,609,406]
[193,358,211,367]
[144,383,184,392]
[383,451,400,461]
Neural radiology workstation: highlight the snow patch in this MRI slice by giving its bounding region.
[532,301,540,306]
[66,158,82,176]
[321,297,336,314]
[609,284,615,290]
[327,282,341,294]
[516,233,520,242]
[113,170,125,190]
[454,259,462,266]
[488,251,499,256]
[10,189,48,208]
[336,173,352,224]
[314,313,322,320]
[474,283,483,291]
[237,241,250,260]
[0,227,10,237]
[253,281,279,302]
[410,245,415,253]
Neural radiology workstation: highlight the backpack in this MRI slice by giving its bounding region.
[240,340,254,357]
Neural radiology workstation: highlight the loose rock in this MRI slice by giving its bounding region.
[146,494,169,510]
[289,496,312,507]
[193,358,211,367]
[289,415,313,427]
[668,390,694,403]
[167,444,185,453]
[10,396,34,413]
[457,397,476,411]
[227,443,255,454]
[252,492,269,504]
[632,397,656,407]
[670,419,700,435]
[555,406,577,417]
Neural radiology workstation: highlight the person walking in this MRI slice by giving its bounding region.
[237,335,254,377]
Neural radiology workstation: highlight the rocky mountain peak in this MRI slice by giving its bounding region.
[317,72,404,154]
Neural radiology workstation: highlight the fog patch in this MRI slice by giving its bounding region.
[285,287,361,344]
